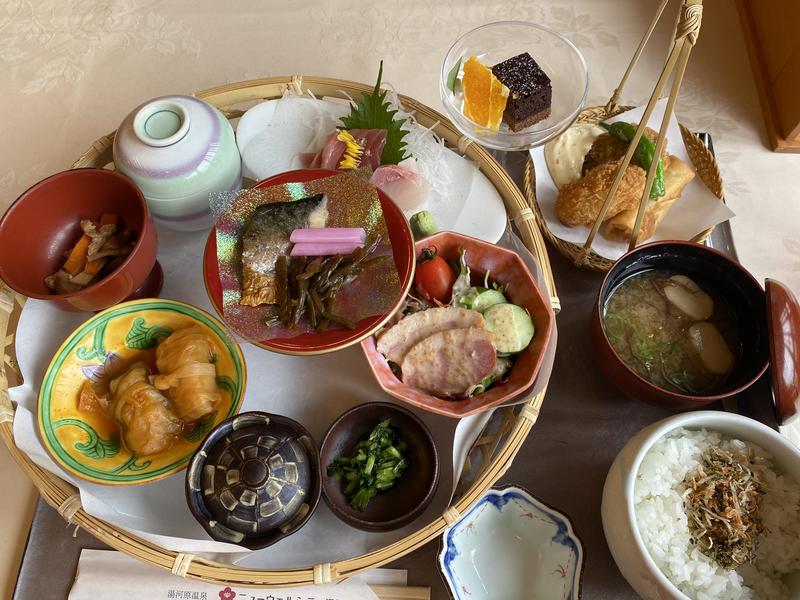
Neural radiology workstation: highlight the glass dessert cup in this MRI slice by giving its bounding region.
[440,21,589,151]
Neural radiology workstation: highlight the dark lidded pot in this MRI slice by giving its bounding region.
[185,412,321,550]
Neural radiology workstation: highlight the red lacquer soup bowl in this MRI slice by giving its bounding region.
[203,169,415,355]
[0,168,159,312]
[591,241,770,411]
[361,231,555,419]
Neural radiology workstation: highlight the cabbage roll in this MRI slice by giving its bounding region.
[109,362,183,455]
[152,326,220,423]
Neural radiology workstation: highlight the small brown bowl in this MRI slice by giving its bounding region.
[320,402,439,532]
[591,241,769,410]
[0,168,161,312]
[361,231,555,418]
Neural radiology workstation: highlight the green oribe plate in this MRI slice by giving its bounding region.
[38,298,246,486]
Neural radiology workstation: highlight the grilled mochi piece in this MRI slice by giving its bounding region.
[376,307,485,365]
[401,328,496,396]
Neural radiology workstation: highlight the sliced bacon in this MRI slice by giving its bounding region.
[400,328,496,396]
[376,307,484,365]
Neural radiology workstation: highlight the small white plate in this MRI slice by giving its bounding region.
[439,486,584,600]
[235,97,508,243]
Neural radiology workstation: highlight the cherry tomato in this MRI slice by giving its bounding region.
[414,247,456,304]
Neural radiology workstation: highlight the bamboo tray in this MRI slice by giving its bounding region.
[523,104,725,272]
[0,76,559,587]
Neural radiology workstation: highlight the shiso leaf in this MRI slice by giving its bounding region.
[340,61,409,165]
[446,58,462,94]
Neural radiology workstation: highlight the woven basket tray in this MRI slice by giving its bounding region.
[0,76,558,587]
[523,104,725,272]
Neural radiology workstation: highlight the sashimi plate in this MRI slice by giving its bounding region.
[236,96,508,243]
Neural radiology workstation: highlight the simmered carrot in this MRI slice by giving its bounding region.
[63,234,91,275]
[83,256,107,276]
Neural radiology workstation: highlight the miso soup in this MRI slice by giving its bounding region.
[602,270,740,394]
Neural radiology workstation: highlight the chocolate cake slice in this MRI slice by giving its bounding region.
[491,52,552,132]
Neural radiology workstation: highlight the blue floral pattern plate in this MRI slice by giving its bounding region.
[439,486,584,599]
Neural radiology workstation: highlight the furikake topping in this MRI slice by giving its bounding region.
[682,445,766,570]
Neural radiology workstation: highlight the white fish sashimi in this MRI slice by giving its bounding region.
[237,97,349,181]
[370,158,430,215]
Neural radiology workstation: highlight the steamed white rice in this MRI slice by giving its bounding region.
[634,428,800,599]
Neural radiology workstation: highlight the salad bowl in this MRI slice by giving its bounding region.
[362,231,554,418]
[439,485,584,599]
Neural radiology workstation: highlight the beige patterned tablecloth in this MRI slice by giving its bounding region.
[0,0,797,591]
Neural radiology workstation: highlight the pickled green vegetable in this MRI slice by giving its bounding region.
[327,419,408,511]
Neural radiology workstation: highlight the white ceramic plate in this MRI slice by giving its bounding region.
[439,485,584,599]
[236,97,508,243]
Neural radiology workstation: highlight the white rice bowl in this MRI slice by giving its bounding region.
[634,427,800,600]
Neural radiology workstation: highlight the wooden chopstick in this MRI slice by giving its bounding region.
[370,584,431,600]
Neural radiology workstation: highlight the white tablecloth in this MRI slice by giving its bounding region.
[0,0,798,586]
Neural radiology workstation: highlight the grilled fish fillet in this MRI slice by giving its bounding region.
[376,307,485,365]
[240,194,328,306]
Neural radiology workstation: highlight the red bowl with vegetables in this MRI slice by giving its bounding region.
[0,168,160,312]
[361,231,554,418]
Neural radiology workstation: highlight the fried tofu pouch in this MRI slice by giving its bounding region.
[602,155,695,243]
[555,159,647,227]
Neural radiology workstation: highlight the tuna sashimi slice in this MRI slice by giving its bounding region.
[317,129,388,171]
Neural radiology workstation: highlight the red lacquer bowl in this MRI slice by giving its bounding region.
[203,169,415,355]
[591,241,770,410]
[361,231,555,418]
[0,168,159,312]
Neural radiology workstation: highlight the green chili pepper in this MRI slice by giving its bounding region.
[600,121,666,199]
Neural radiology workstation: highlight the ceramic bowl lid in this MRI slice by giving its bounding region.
[113,95,238,201]
[185,412,321,549]
[766,279,800,425]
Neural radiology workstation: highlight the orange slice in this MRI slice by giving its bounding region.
[462,56,509,130]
